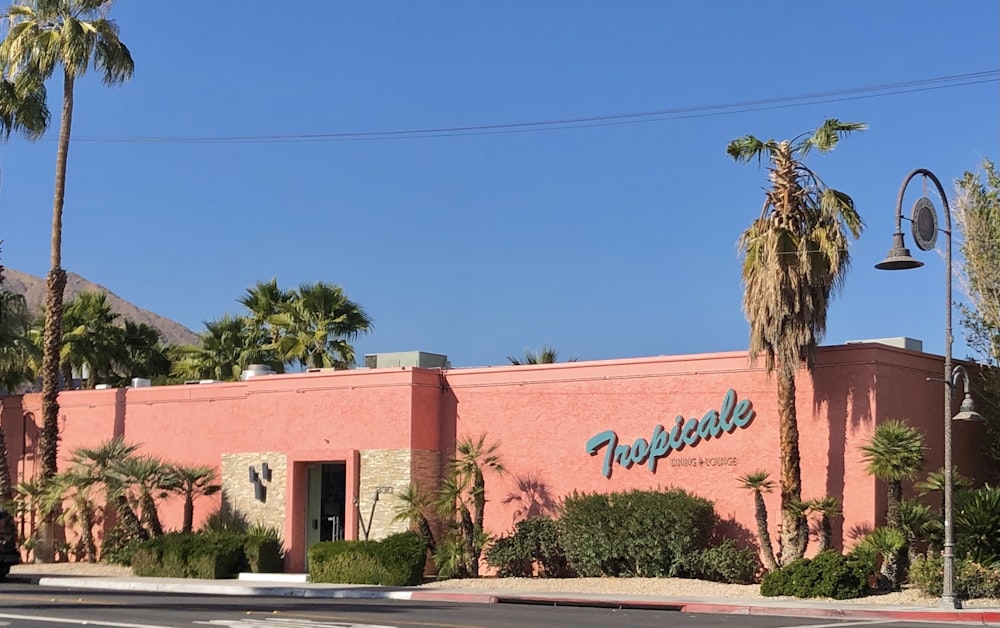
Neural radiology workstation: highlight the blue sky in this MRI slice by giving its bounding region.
[1,1,997,368]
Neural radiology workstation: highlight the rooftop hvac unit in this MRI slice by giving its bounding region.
[240,364,276,380]
[363,351,450,369]
[131,378,152,388]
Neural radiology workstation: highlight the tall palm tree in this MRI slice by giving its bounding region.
[59,291,119,388]
[738,470,777,571]
[109,320,170,384]
[238,279,294,371]
[860,419,925,590]
[728,118,866,565]
[507,345,578,365]
[167,463,220,533]
[0,288,32,504]
[171,315,254,381]
[1,0,134,483]
[269,282,372,369]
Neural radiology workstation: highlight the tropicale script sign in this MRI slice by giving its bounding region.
[585,388,755,478]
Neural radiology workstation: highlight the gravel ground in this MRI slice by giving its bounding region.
[9,562,1000,609]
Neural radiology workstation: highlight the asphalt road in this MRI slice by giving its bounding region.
[0,583,938,628]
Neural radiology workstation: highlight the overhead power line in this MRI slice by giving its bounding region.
[62,69,999,145]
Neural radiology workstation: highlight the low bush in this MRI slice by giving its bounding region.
[690,539,761,584]
[910,555,1000,599]
[100,524,144,566]
[309,531,426,586]
[131,532,251,579]
[559,488,717,577]
[760,551,868,600]
[485,516,571,578]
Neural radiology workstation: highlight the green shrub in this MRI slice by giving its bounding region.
[131,533,250,579]
[309,532,427,586]
[559,488,717,577]
[691,540,761,584]
[485,516,571,578]
[760,551,867,599]
[956,485,1000,565]
[244,537,284,573]
[101,524,144,566]
[910,555,1000,599]
[374,532,427,585]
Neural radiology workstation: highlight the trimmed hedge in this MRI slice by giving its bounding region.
[131,533,247,579]
[131,532,285,578]
[485,516,572,578]
[558,488,717,577]
[308,531,427,586]
[760,551,869,599]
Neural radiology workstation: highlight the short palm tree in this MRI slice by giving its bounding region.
[107,454,176,538]
[738,470,777,571]
[860,419,926,530]
[392,483,436,553]
[1,0,134,482]
[168,464,220,533]
[71,438,146,543]
[860,419,925,590]
[442,433,505,577]
[808,496,842,553]
[729,118,866,565]
[916,466,973,518]
[507,345,577,365]
[858,526,906,591]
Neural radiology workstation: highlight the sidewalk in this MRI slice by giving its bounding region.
[8,568,1000,626]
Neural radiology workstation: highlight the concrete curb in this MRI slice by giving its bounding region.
[24,576,1000,625]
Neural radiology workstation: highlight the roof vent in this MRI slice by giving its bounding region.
[184,379,223,385]
[131,378,151,388]
[240,364,276,381]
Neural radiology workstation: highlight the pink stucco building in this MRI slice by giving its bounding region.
[0,340,989,571]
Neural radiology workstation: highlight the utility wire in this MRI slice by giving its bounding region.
[60,69,999,145]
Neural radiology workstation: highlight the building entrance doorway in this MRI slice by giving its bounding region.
[306,463,346,558]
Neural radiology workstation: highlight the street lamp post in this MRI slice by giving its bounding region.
[875,168,984,609]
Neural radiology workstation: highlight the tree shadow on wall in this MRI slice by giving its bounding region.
[812,358,874,551]
[503,470,557,523]
[714,516,757,548]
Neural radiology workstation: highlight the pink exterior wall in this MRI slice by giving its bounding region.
[1,342,989,570]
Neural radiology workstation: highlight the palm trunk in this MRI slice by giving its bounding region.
[777,368,806,565]
[417,515,436,553]
[818,514,832,553]
[752,492,778,571]
[38,69,76,484]
[79,501,96,562]
[0,421,13,505]
[182,495,194,534]
[459,505,477,577]
[141,493,163,537]
[114,494,147,542]
[886,480,902,530]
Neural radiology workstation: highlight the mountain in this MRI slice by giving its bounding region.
[2,268,200,347]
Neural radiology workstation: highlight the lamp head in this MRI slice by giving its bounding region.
[952,393,985,422]
[875,232,924,271]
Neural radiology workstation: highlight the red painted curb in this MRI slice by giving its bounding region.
[408,591,498,604]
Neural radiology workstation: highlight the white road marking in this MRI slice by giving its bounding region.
[0,613,172,628]
[194,619,396,628]
[776,621,897,628]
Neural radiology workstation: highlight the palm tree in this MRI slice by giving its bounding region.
[269,282,372,369]
[239,279,293,369]
[171,315,254,381]
[1,0,134,483]
[70,438,146,544]
[167,464,220,533]
[860,419,925,590]
[59,291,119,388]
[808,496,842,553]
[392,482,436,553]
[507,345,577,365]
[738,470,778,571]
[860,419,925,530]
[0,287,35,394]
[107,454,176,537]
[442,433,504,577]
[728,118,866,565]
[107,320,170,385]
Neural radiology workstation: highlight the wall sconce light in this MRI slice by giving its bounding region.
[248,461,272,503]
